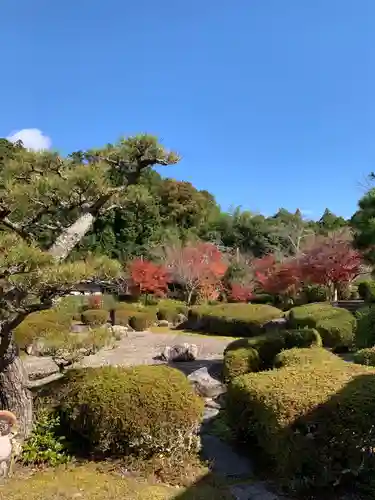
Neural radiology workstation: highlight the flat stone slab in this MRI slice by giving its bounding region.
[23,356,59,380]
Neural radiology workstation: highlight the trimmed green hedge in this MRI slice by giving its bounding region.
[81,309,109,326]
[129,311,155,331]
[358,280,375,302]
[223,347,261,382]
[60,365,203,457]
[226,360,375,490]
[113,310,130,326]
[14,310,72,349]
[288,303,355,349]
[274,346,341,368]
[353,347,375,367]
[355,305,375,348]
[223,329,322,380]
[187,304,283,337]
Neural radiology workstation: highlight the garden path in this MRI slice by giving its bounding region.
[24,330,233,380]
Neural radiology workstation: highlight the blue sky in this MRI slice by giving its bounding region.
[1,1,374,219]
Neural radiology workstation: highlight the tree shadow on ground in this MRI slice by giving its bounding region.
[166,358,223,378]
[171,472,235,500]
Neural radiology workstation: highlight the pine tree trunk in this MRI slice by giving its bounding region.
[0,339,33,442]
[49,212,95,262]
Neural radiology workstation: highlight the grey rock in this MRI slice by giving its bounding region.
[188,366,226,398]
[204,398,221,410]
[202,407,220,422]
[25,344,34,356]
[157,320,170,327]
[175,313,188,325]
[70,323,87,334]
[161,343,198,362]
[110,325,128,339]
[24,357,60,380]
[25,338,46,357]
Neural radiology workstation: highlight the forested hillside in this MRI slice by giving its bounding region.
[0,137,350,263]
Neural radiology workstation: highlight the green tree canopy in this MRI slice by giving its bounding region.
[0,134,179,440]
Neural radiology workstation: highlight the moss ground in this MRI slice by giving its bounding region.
[1,462,233,500]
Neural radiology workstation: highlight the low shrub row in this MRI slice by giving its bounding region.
[226,349,375,491]
[287,302,356,350]
[187,303,283,337]
[223,329,322,381]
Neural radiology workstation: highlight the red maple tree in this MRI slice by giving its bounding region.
[299,234,363,301]
[227,283,254,303]
[253,255,303,298]
[165,242,227,304]
[129,259,169,301]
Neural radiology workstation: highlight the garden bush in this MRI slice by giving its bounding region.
[226,361,375,490]
[42,327,114,363]
[303,284,329,303]
[288,303,355,349]
[250,294,275,305]
[223,347,260,382]
[129,311,156,331]
[113,309,130,326]
[358,280,375,302]
[353,347,375,367]
[21,408,70,466]
[81,309,109,326]
[60,365,204,457]
[274,347,342,368]
[54,295,85,317]
[14,310,72,349]
[355,305,375,348]
[157,307,180,323]
[223,329,322,380]
[188,303,283,337]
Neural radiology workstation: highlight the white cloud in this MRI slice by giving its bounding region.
[7,128,52,151]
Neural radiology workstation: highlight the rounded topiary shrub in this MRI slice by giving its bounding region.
[283,328,322,349]
[223,347,260,382]
[356,306,375,349]
[14,310,71,349]
[113,310,130,326]
[353,347,375,366]
[81,309,109,326]
[274,347,342,368]
[60,365,204,457]
[157,307,179,323]
[224,329,322,370]
[358,280,375,302]
[226,360,375,489]
[129,312,155,331]
[188,303,283,337]
[288,303,355,350]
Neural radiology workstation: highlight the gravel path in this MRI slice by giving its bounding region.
[24,330,233,379]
